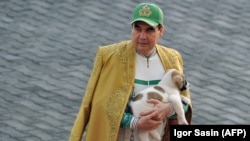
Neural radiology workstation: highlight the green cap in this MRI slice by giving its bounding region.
[131,3,164,27]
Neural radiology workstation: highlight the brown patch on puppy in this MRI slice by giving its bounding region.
[154,86,165,93]
[171,69,182,78]
[147,92,163,101]
[171,70,185,90]
[132,94,143,101]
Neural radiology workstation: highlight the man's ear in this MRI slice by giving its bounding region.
[159,26,164,37]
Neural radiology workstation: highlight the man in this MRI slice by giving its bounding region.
[69,3,192,141]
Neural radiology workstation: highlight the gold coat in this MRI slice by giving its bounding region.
[69,40,192,141]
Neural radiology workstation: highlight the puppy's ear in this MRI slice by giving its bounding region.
[173,74,185,90]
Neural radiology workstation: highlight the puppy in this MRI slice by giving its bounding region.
[130,69,190,141]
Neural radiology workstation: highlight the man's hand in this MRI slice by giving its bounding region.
[136,110,162,130]
[137,99,174,130]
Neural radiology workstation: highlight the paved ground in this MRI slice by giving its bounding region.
[1,0,250,141]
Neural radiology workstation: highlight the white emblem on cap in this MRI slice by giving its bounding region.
[139,4,152,17]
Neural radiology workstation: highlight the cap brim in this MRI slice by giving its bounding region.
[130,18,158,27]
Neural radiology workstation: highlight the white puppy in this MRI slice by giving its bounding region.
[130,69,190,141]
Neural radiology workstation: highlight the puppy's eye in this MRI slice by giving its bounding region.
[184,80,187,85]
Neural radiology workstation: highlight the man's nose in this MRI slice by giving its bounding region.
[139,32,147,39]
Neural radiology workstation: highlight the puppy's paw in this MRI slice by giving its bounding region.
[178,121,188,125]
[177,117,188,125]
[178,120,188,125]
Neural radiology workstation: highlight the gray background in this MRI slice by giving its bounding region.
[1,0,250,141]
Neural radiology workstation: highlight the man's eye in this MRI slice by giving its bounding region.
[147,27,155,32]
[135,27,140,30]
[134,27,141,31]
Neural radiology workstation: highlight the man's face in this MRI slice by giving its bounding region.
[131,21,164,56]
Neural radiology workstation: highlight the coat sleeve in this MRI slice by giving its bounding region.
[170,47,192,115]
[157,45,192,113]
[69,47,104,141]
[158,46,193,141]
